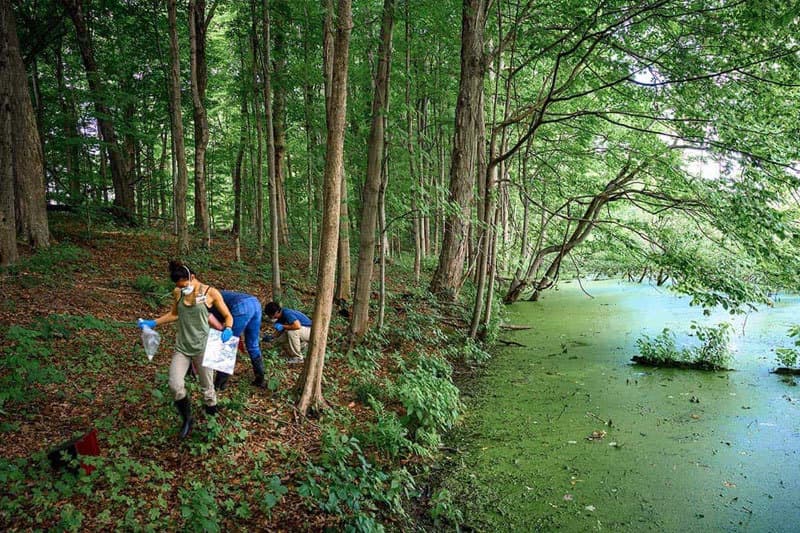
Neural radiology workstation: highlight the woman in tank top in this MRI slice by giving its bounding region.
[137,260,233,439]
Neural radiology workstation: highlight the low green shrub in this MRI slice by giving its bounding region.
[635,321,733,369]
[353,397,427,459]
[0,325,64,411]
[690,321,733,368]
[636,328,686,364]
[0,449,175,531]
[179,481,220,533]
[2,243,89,278]
[347,345,382,373]
[297,426,415,531]
[351,374,389,404]
[132,275,173,309]
[428,488,463,528]
[775,324,800,368]
[393,355,461,442]
[444,337,492,366]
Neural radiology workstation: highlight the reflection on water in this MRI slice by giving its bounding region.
[442,281,800,532]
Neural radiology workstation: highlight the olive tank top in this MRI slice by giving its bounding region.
[175,287,211,356]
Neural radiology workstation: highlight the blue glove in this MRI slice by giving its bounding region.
[137,318,157,329]
[221,327,233,342]
[274,322,284,332]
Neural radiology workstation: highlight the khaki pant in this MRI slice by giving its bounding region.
[275,326,311,358]
[169,351,216,406]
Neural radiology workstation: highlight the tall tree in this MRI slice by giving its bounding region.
[2,0,48,258]
[322,0,350,305]
[429,0,488,300]
[189,0,211,248]
[296,0,351,417]
[167,0,189,253]
[0,0,16,266]
[271,0,289,246]
[54,39,80,201]
[60,0,134,218]
[250,1,265,258]
[347,0,394,346]
[262,0,282,299]
[232,49,248,262]
[335,172,351,302]
[405,2,420,283]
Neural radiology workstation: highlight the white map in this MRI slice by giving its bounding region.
[202,328,240,374]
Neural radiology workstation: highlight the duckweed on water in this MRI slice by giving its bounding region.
[439,281,800,532]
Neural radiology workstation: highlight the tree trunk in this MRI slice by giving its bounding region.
[4,1,48,252]
[405,4,421,284]
[233,94,247,262]
[29,59,46,170]
[471,29,513,337]
[167,0,190,254]
[348,0,394,347]
[321,0,350,304]
[429,0,487,300]
[122,98,137,215]
[262,0,282,299]
[189,0,211,248]
[295,0,351,417]
[301,2,316,272]
[335,177,352,302]
[272,0,290,246]
[482,205,499,332]
[230,40,248,259]
[250,4,265,257]
[0,3,16,265]
[158,129,168,221]
[61,0,133,217]
[510,162,644,303]
[377,127,390,329]
[55,40,81,202]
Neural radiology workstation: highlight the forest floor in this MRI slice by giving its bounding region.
[0,213,476,531]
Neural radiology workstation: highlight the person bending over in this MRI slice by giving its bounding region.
[208,291,266,389]
[264,301,311,364]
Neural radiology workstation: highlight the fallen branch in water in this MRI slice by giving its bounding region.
[586,411,612,427]
[497,339,526,347]
[500,324,532,330]
[631,355,733,371]
[771,367,800,375]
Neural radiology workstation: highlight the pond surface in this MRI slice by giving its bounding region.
[441,281,800,531]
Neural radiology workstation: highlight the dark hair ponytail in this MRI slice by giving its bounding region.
[169,260,192,283]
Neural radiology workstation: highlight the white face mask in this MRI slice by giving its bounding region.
[270,318,278,324]
[181,284,195,296]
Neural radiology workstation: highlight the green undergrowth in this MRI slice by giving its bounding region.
[0,304,496,531]
[0,314,124,421]
[0,232,502,531]
[297,287,499,530]
[0,242,90,288]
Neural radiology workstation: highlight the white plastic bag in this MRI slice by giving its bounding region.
[140,325,161,361]
[202,329,239,374]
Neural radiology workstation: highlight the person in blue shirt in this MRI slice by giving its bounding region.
[208,291,266,389]
[264,301,311,364]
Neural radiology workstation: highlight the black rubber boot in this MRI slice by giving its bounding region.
[214,371,231,391]
[174,397,193,439]
[251,356,266,388]
[204,404,219,416]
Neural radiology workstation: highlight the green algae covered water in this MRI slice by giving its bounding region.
[440,280,800,532]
